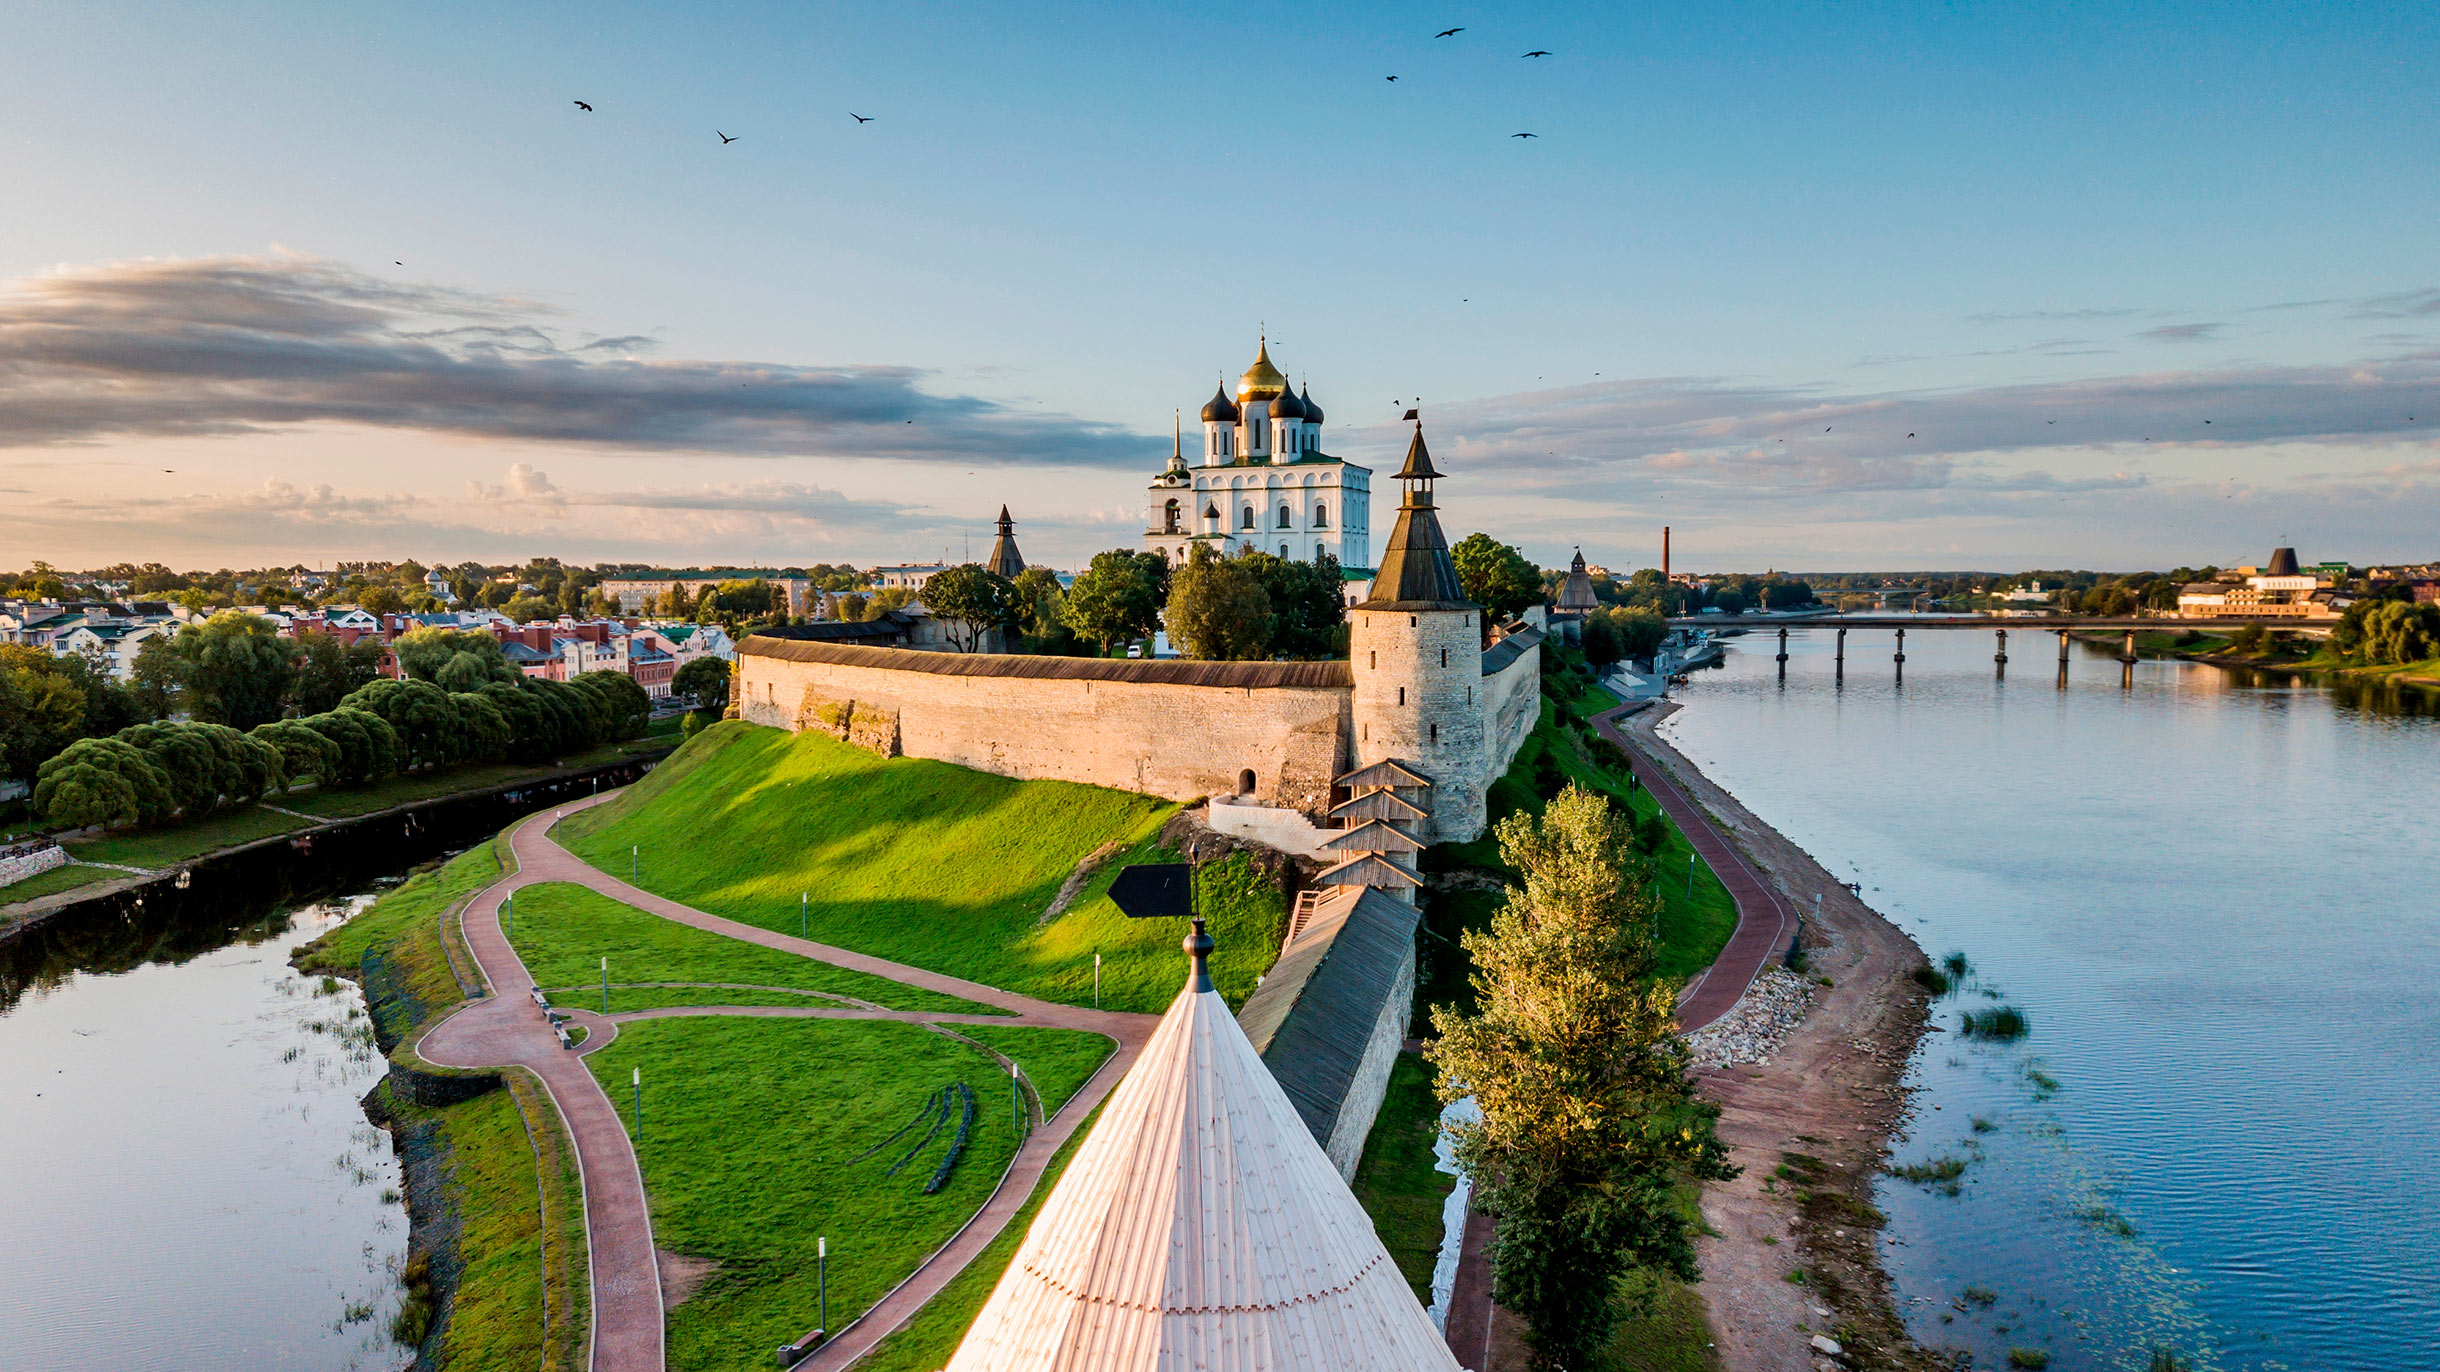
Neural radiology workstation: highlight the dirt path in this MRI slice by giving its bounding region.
[412,793,1159,1372]
[1616,704,1938,1372]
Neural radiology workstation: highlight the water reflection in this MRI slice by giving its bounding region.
[0,894,410,1372]
[1661,627,2440,1372]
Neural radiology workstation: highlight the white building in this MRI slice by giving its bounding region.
[1144,336,1371,571]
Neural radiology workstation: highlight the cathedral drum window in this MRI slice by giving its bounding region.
[1240,506,1256,530]
[1277,503,1292,529]
[1313,501,1328,528]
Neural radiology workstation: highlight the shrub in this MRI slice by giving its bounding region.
[1960,1006,2030,1040]
[2007,1349,2051,1369]
[1911,964,1952,995]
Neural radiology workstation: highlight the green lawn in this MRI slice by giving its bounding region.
[1348,1052,1457,1303]
[584,1015,1027,1372]
[398,1082,566,1371]
[504,882,996,1016]
[1596,1270,1722,1372]
[947,1024,1117,1119]
[0,861,117,906]
[299,841,504,1042]
[557,722,1285,1013]
[67,804,312,868]
[853,1103,1102,1372]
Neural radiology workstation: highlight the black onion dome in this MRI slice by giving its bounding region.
[1299,383,1323,425]
[1200,383,1240,423]
[1268,386,1305,420]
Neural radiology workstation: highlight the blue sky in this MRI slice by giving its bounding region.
[3,0,2435,572]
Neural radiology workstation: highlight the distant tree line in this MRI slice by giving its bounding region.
[17,618,648,832]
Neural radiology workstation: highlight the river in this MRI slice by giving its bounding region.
[1658,623,2439,1371]
[0,886,410,1372]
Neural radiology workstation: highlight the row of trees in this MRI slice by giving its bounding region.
[2332,600,2440,665]
[1579,606,1669,667]
[30,668,650,831]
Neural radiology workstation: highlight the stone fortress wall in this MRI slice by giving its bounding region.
[734,631,1542,838]
[734,640,1356,813]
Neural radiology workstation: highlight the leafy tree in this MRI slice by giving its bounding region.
[32,737,176,830]
[672,656,730,713]
[1581,613,1623,667]
[1060,549,1169,654]
[170,613,295,729]
[1165,546,1273,660]
[340,678,458,769]
[920,564,1020,652]
[1589,606,1667,664]
[1,644,92,780]
[1237,550,1345,658]
[129,634,185,719]
[297,708,397,786]
[835,591,870,622]
[501,594,556,623]
[1428,785,1735,1368]
[1709,588,1748,616]
[250,720,341,791]
[1009,566,1067,642]
[449,692,512,764]
[357,584,407,616]
[568,670,651,741]
[288,631,387,716]
[393,627,518,690]
[1452,533,1542,621]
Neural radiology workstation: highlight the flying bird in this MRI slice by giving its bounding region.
[1436,27,1464,38]
[394,261,402,265]
[850,112,873,123]
[717,130,738,144]
[1386,74,1398,81]
[1512,132,1538,139]
[573,100,592,112]
[1523,50,1552,58]
[1908,432,1916,438]
[1825,426,1833,431]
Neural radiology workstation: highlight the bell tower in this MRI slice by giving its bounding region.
[1347,418,1487,843]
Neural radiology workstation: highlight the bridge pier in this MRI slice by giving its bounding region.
[1995,628,2008,678]
[1894,627,1906,685]
[2122,629,2138,690]
[1835,627,1846,682]
[1776,626,1789,680]
[2057,628,2070,689]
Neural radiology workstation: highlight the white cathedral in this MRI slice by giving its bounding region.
[1143,336,1371,571]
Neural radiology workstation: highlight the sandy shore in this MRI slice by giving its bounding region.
[1616,703,1941,1372]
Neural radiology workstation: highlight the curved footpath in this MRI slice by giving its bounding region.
[414,793,1160,1372]
[1591,703,1793,1032]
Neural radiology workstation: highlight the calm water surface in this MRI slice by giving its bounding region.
[0,890,408,1372]
[1660,625,2439,1372]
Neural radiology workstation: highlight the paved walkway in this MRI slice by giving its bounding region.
[413,793,1160,1372]
[1592,702,1792,1032]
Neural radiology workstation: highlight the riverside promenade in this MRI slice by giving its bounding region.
[413,793,1159,1372]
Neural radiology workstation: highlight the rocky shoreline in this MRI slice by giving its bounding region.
[1616,703,1940,1372]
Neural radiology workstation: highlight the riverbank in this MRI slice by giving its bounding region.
[1615,702,1938,1372]
[0,744,674,943]
[2076,629,2440,693]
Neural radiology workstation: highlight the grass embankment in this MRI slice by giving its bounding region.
[68,804,313,868]
[559,722,1285,1012]
[583,1015,1034,1372]
[503,881,996,1015]
[1348,1053,1457,1302]
[297,839,589,1371]
[0,861,116,906]
[1419,683,1740,1016]
[2121,629,2440,689]
[854,1103,1103,1372]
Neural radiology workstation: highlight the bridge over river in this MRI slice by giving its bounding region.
[1663,614,2335,686]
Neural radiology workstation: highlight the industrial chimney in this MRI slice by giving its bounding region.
[1662,526,1671,580]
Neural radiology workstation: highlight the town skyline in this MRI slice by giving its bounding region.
[5,1,2436,571]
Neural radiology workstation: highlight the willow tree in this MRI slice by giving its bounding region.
[1427,784,1735,1367]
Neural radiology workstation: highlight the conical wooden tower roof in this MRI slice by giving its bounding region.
[943,924,1464,1372]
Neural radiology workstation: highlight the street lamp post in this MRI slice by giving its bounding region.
[817,1236,828,1336]
[800,891,807,940]
[1686,851,1696,897]
[630,844,638,883]
[1093,953,1101,1010]
[600,956,609,1014]
[631,1066,642,1145]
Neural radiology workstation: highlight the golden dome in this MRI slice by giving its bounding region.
[1235,335,1287,402]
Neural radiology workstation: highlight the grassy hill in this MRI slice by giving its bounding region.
[557,721,1283,1013]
